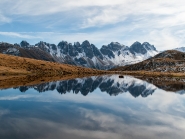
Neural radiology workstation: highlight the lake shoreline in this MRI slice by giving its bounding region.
[1,71,185,90]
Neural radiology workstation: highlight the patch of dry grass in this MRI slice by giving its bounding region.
[0,53,108,76]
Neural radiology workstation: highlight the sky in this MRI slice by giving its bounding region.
[0,0,185,51]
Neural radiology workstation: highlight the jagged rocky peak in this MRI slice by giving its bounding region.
[81,40,94,59]
[0,42,20,56]
[20,40,30,48]
[100,42,129,59]
[35,41,47,47]
[82,40,91,46]
[100,45,115,59]
[74,42,80,46]
[130,41,145,54]
[74,42,83,53]
[14,43,20,47]
[58,41,68,47]
[58,41,69,54]
[142,42,157,51]
[108,42,126,51]
[68,42,78,57]
[91,44,103,60]
[35,41,50,53]
[50,44,57,51]
[129,41,157,54]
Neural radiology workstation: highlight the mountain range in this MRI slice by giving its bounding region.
[0,40,158,70]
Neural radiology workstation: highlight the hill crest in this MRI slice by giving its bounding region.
[111,50,185,72]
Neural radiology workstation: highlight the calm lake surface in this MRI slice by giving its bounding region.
[0,75,185,139]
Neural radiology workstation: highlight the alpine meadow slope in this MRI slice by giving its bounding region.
[0,53,106,76]
[111,50,185,73]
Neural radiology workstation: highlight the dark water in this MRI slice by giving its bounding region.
[0,75,185,139]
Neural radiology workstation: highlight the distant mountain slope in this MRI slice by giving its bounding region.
[0,40,158,70]
[0,53,104,76]
[0,42,55,62]
[111,50,185,72]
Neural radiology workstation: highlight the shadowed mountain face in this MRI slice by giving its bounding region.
[0,40,158,70]
[14,75,158,98]
[0,42,55,62]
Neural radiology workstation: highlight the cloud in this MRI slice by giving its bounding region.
[0,29,184,51]
[0,95,36,100]
[0,13,11,24]
[0,0,185,50]
[1,0,185,26]
[147,29,183,50]
[81,6,127,28]
[0,32,41,39]
[0,31,116,47]
[0,109,10,117]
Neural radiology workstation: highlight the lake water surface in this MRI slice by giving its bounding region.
[0,75,185,139]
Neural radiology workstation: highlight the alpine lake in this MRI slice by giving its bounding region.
[0,74,185,139]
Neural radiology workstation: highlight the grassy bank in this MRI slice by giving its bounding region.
[115,71,185,78]
[0,53,109,76]
[0,73,111,89]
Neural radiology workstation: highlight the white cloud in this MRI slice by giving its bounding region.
[0,95,35,100]
[0,32,41,39]
[147,29,183,50]
[0,0,185,49]
[0,13,11,23]
[0,29,184,51]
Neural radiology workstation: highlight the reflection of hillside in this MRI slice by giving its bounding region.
[138,76,185,93]
[0,74,101,89]
[16,75,158,98]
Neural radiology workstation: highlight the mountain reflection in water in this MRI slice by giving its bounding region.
[16,75,158,97]
[0,75,185,139]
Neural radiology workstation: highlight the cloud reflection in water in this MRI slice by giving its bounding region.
[0,75,185,139]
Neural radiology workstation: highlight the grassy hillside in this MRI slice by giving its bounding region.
[0,53,106,76]
[111,50,185,72]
